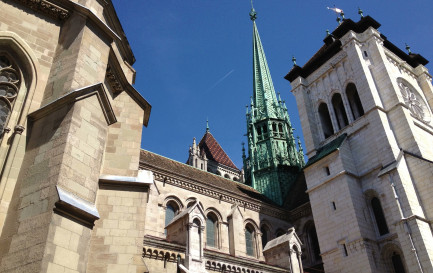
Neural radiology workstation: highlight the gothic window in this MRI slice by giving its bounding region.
[305,222,321,262]
[332,93,349,129]
[260,225,270,249]
[278,123,283,132]
[391,252,406,273]
[371,197,389,236]
[206,213,218,248]
[318,103,333,138]
[245,224,256,257]
[272,123,277,135]
[0,55,20,139]
[346,83,364,120]
[165,201,179,234]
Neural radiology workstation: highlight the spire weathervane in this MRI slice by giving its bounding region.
[249,0,257,21]
[405,43,412,54]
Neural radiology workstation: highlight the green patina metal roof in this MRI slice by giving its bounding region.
[304,133,347,168]
[243,7,304,206]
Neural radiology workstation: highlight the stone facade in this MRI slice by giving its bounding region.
[0,1,311,273]
[287,16,433,273]
[0,1,150,272]
[3,1,431,273]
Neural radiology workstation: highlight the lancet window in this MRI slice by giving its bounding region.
[0,55,20,139]
[206,213,218,248]
[165,201,180,234]
[318,103,333,138]
[245,224,256,257]
[260,225,270,249]
[332,93,348,129]
[346,83,364,120]
[371,197,389,236]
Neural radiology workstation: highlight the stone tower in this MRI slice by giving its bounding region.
[243,7,304,205]
[286,13,433,273]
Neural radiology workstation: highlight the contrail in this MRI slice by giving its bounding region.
[206,69,235,92]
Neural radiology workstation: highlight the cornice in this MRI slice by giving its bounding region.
[288,202,312,221]
[12,0,70,21]
[140,162,290,221]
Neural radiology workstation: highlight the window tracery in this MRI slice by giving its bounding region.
[0,55,20,138]
[398,79,431,123]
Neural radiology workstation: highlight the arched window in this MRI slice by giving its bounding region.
[371,197,389,236]
[318,103,334,138]
[260,225,270,249]
[391,252,406,273]
[305,222,321,262]
[346,83,364,120]
[245,224,256,257]
[0,55,20,139]
[272,123,277,135]
[206,213,218,248]
[224,174,230,179]
[332,93,349,130]
[165,201,179,234]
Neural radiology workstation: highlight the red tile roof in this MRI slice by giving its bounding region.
[198,131,239,170]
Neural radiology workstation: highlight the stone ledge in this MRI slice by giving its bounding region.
[54,186,100,228]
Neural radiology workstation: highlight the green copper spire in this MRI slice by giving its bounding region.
[243,7,303,205]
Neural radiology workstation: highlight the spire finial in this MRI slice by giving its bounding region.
[249,0,257,21]
[358,7,364,18]
[206,119,210,132]
[292,55,297,66]
[405,43,412,54]
[326,29,330,36]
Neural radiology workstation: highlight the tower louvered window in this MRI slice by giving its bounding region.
[0,55,20,139]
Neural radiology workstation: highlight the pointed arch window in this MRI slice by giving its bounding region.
[371,197,389,236]
[245,224,256,257]
[206,213,218,248]
[318,103,333,138]
[332,93,349,129]
[391,252,406,273]
[260,225,270,249]
[305,222,321,262]
[0,55,20,139]
[346,83,364,120]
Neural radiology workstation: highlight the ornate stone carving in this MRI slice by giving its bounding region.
[0,55,20,138]
[398,79,431,123]
[106,65,123,94]
[13,0,70,21]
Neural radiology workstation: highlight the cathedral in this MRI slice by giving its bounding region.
[0,1,432,273]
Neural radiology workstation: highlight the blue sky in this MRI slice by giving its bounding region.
[113,0,433,168]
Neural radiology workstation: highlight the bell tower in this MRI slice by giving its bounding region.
[243,6,304,205]
[286,11,433,273]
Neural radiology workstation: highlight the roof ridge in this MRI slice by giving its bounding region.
[140,148,240,184]
[198,131,239,170]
